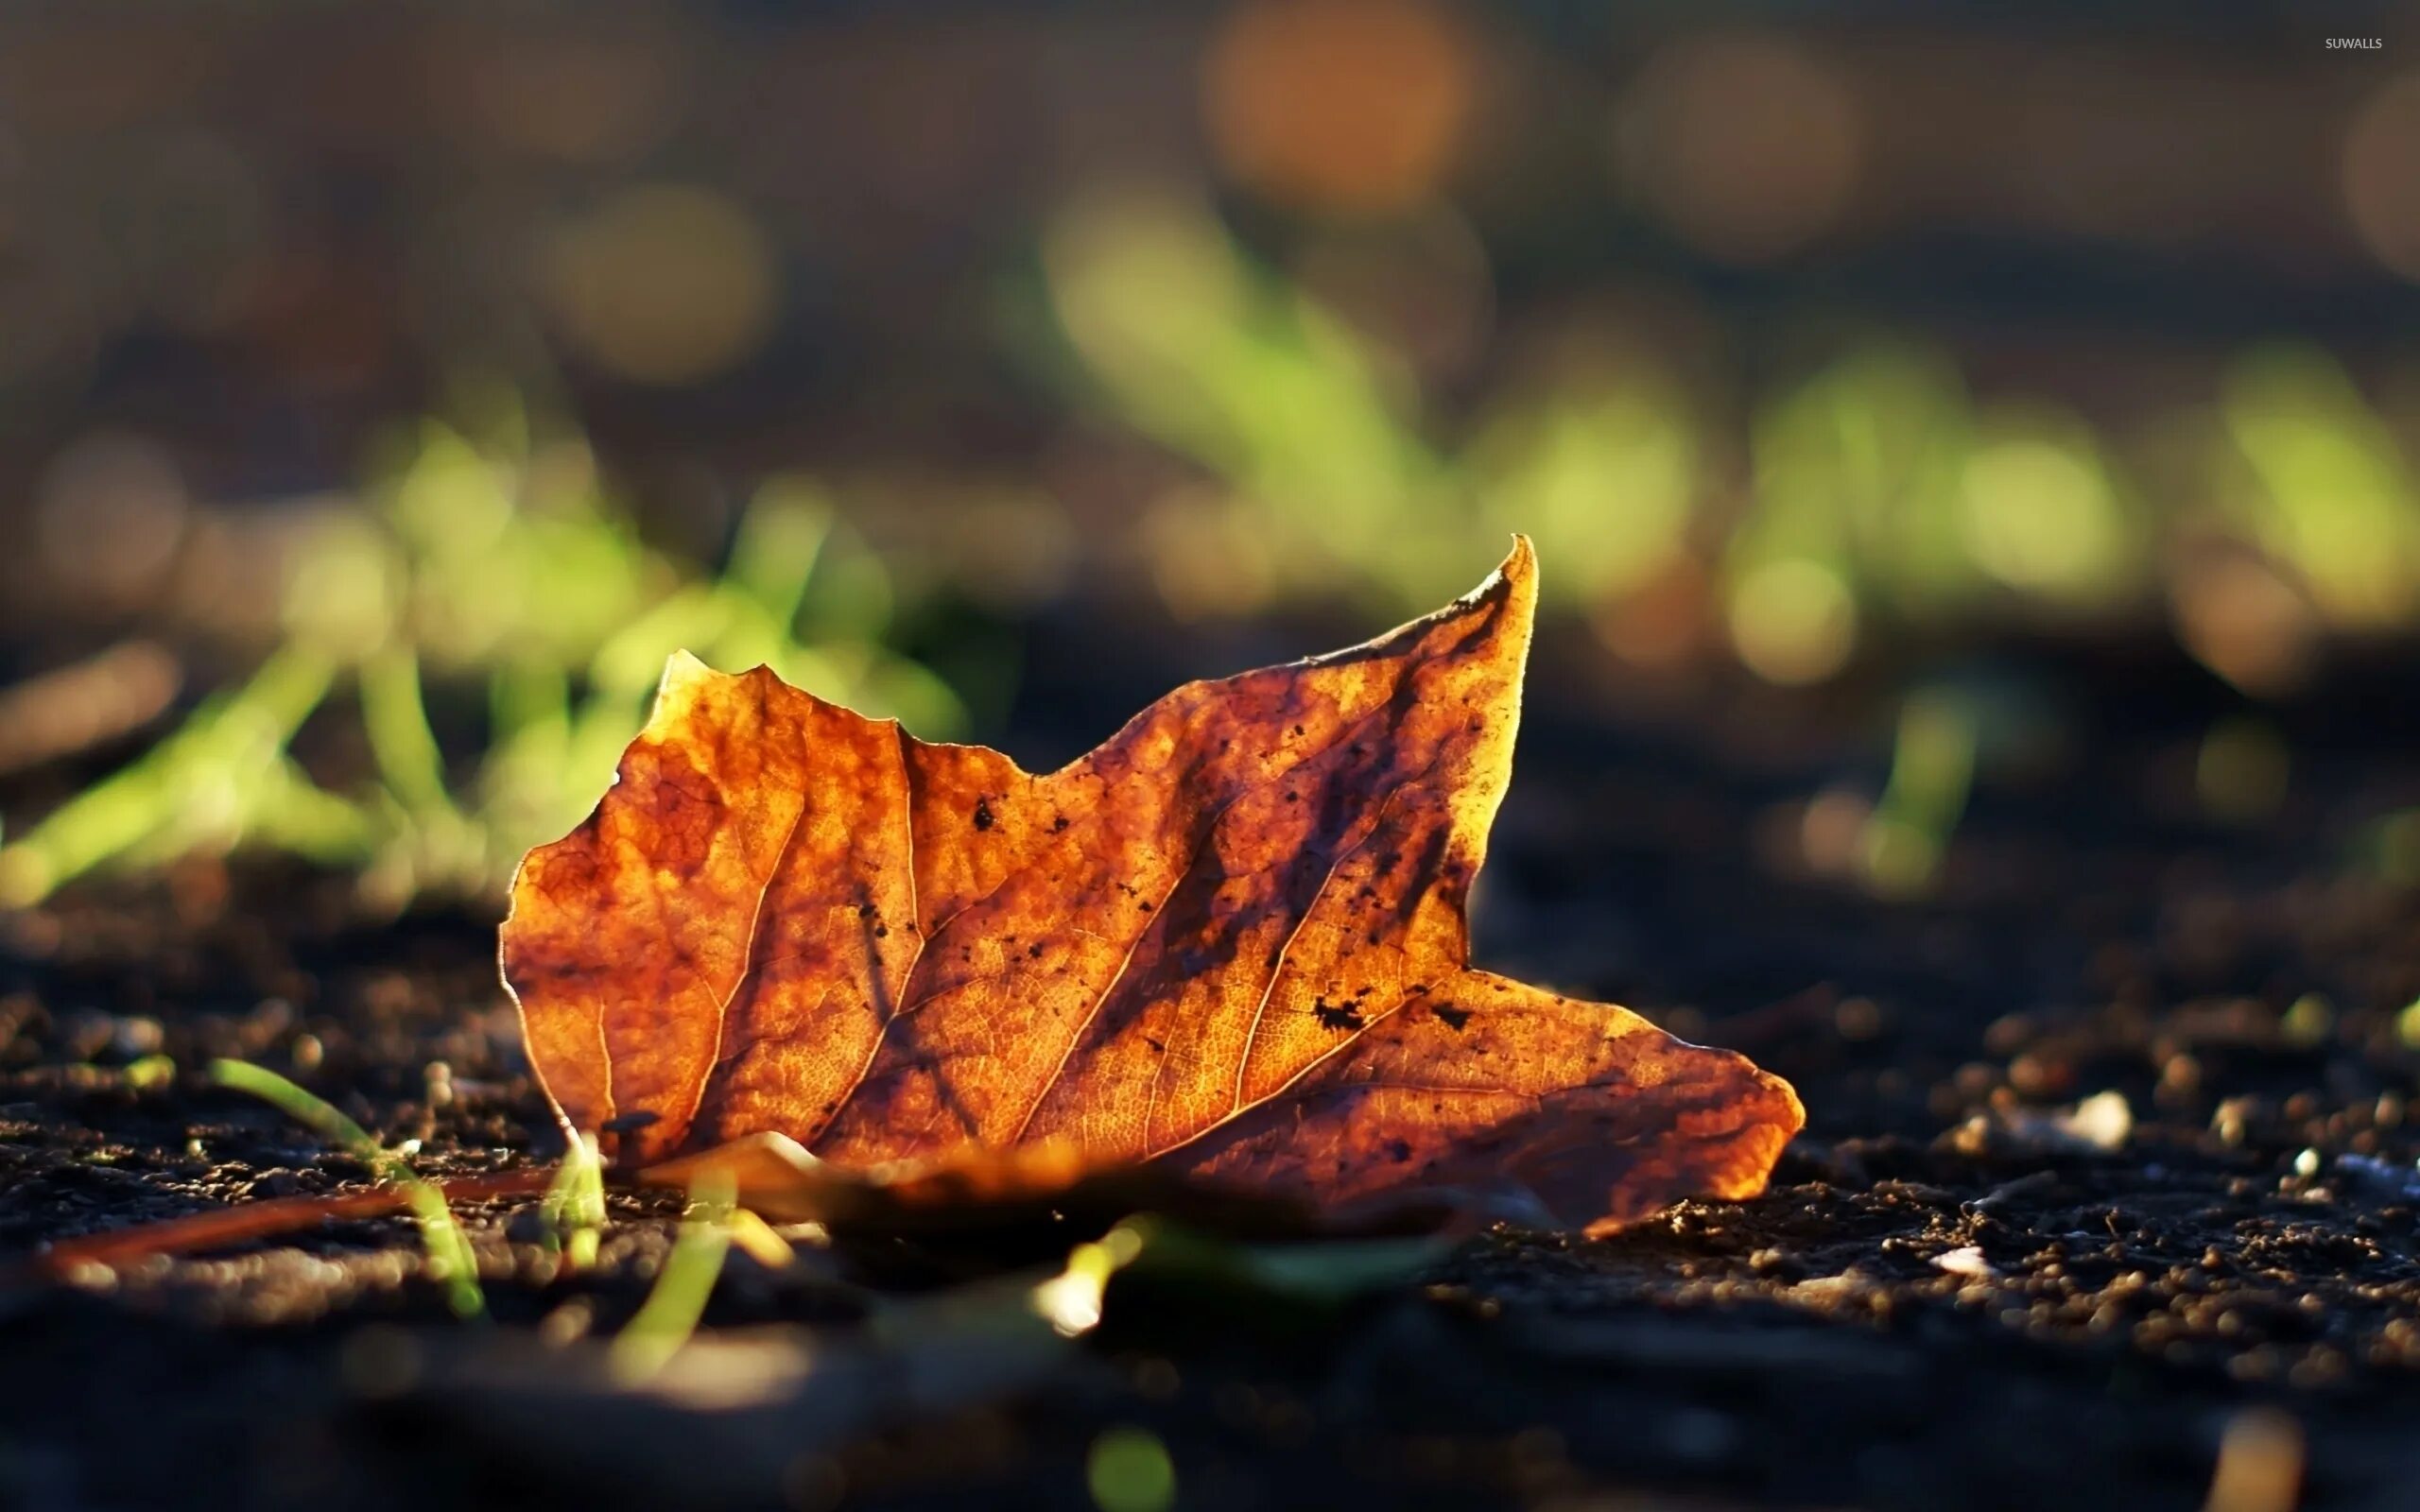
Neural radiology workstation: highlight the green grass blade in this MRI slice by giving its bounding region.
[209,1058,484,1318]
[0,644,337,902]
[538,1130,607,1269]
[610,1169,736,1383]
[359,644,460,820]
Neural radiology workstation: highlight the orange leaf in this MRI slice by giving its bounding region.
[501,540,1802,1235]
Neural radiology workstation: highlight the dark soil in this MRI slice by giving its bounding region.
[8,621,2420,1512]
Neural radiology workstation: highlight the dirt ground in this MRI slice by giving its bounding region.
[7,619,2420,1512]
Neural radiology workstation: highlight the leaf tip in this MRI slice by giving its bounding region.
[656,647,715,700]
[646,650,728,732]
[1462,535,1538,628]
[1503,532,1536,577]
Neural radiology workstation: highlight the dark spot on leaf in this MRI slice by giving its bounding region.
[1312,999,1364,1031]
[1433,1004,1471,1031]
[1051,816,1069,833]
[974,799,994,831]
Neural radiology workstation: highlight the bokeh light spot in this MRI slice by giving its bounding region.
[1959,432,2129,600]
[542,184,777,385]
[281,513,398,661]
[1615,31,1860,264]
[1143,492,1278,621]
[2220,347,2420,629]
[1475,382,1696,605]
[1044,191,1248,391]
[1729,558,1858,684]
[37,432,190,611]
[2342,71,2420,280]
[1591,556,1712,671]
[1204,0,1475,216]
[2169,550,2318,696]
[1086,1427,1176,1512]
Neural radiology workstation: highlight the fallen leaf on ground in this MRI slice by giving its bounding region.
[502,539,1802,1235]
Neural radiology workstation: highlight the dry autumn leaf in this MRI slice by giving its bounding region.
[501,540,1802,1235]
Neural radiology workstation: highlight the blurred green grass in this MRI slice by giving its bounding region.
[1036,193,2420,699]
[10,205,2420,906]
[0,396,959,906]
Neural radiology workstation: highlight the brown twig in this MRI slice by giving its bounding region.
[0,640,182,778]
[15,1168,559,1281]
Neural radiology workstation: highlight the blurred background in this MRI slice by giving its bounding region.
[2,0,2418,918]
